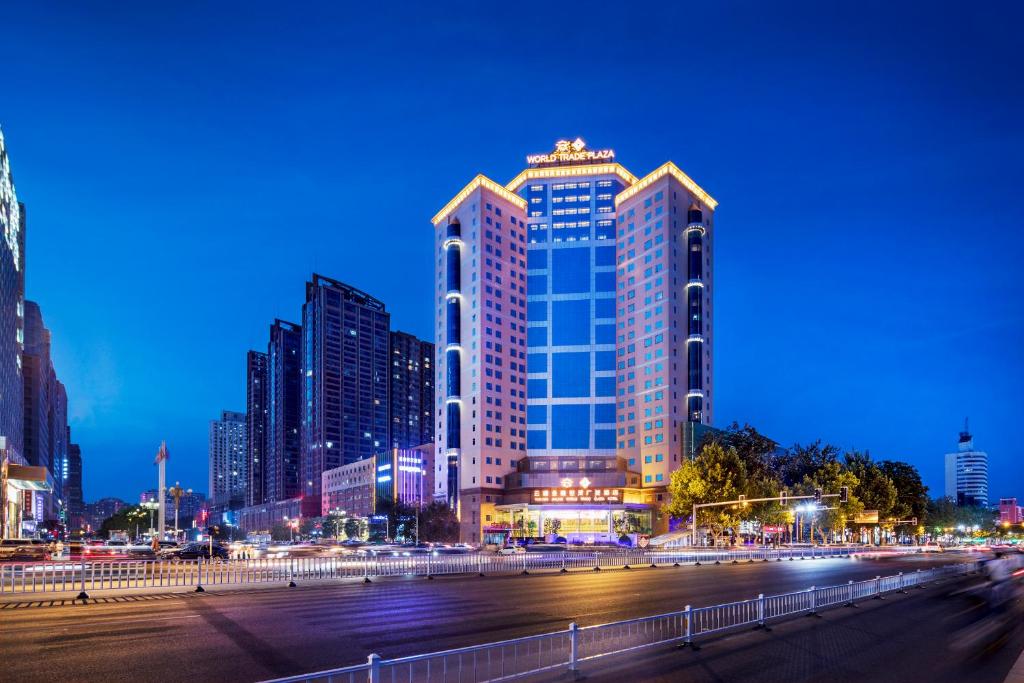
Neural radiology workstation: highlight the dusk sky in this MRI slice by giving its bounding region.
[3,2,1021,503]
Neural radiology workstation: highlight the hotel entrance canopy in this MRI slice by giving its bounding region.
[4,464,52,491]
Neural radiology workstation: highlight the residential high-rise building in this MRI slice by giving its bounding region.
[433,139,717,543]
[0,128,25,464]
[389,330,434,450]
[49,376,68,513]
[82,497,127,533]
[66,435,84,531]
[266,320,302,502]
[944,422,989,507]
[301,275,390,516]
[22,300,64,522]
[245,350,268,506]
[208,410,247,504]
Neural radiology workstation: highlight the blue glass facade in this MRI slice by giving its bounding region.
[522,174,625,457]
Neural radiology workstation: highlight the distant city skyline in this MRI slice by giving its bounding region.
[2,3,1021,503]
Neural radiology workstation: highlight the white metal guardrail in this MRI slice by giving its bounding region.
[261,561,978,683]
[0,547,866,596]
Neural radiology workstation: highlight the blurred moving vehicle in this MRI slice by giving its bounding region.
[496,545,524,555]
[0,539,52,562]
[920,541,943,553]
[525,543,568,553]
[158,542,229,562]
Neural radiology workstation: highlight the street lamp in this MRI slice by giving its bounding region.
[141,500,159,537]
[167,482,192,539]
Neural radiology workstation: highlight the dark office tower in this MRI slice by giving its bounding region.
[266,320,302,503]
[245,350,268,506]
[48,376,68,512]
[301,275,390,516]
[389,331,435,450]
[0,129,25,460]
[66,433,84,530]
[22,301,52,475]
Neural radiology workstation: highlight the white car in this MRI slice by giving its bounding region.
[921,542,943,553]
[496,546,524,555]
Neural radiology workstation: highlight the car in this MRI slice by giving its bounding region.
[0,539,52,562]
[158,542,230,562]
[920,542,943,553]
[496,546,524,555]
[525,542,568,553]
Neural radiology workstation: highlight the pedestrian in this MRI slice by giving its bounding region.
[151,535,160,554]
[55,540,65,558]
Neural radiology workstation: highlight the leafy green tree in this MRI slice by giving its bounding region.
[374,499,417,542]
[796,461,862,543]
[418,502,459,542]
[343,517,365,540]
[665,442,747,544]
[878,460,929,525]
[100,505,147,538]
[844,451,897,523]
[705,422,780,483]
[777,441,841,488]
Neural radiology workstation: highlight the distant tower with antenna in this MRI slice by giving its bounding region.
[944,418,989,506]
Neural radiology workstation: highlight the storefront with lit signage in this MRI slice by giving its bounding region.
[492,477,652,545]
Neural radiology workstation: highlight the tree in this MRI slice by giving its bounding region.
[664,442,747,544]
[777,441,841,488]
[100,505,146,539]
[374,499,417,542]
[844,451,897,523]
[418,502,459,542]
[708,422,780,483]
[878,460,929,527]
[795,461,862,543]
[343,517,365,541]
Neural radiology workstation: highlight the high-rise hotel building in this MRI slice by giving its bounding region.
[0,128,25,463]
[433,139,716,543]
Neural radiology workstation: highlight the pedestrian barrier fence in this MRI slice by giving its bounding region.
[260,560,978,683]
[0,547,866,596]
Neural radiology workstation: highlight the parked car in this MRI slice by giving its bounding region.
[158,542,229,562]
[0,539,52,562]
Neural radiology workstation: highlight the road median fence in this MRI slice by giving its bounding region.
[261,560,979,683]
[1,546,893,597]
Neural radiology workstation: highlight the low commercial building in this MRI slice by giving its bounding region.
[1000,498,1022,525]
[322,445,434,517]
[236,497,302,534]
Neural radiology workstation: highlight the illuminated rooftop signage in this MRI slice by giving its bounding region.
[527,138,614,167]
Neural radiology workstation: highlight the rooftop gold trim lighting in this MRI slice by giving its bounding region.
[615,162,718,209]
[505,163,639,192]
[432,174,528,226]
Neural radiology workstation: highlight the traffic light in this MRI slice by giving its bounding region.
[814,488,822,503]
[739,494,747,507]
[840,486,849,504]
[780,489,789,505]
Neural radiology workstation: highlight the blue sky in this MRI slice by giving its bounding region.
[3,1,1021,503]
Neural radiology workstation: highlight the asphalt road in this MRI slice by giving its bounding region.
[531,573,1024,683]
[0,553,1006,683]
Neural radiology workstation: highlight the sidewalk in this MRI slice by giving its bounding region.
[520,578,1024,683]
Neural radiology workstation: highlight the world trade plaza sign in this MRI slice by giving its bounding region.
[526,138,615,167]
